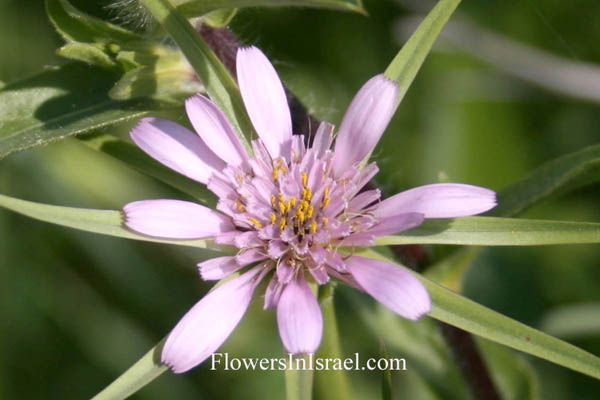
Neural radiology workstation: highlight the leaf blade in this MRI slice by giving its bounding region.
[375,216,600,246]
[0,63,177,159]
[356,249,600,380]
[90,341,168,400]
[0,193,230,252]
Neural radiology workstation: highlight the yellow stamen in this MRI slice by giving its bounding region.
[307,205,314,219]
[322,217,329,226]
[310,220,317,234]
[321,186,330,208]
[290,196,297,208]
[279,217,287,231]
[280,165,287,174]
[278,193,285,203]
[270,212,276,225]
[235,199,246,212]
[271,194,276,208]
[272,168,279,181]
[301,172,308,188]
[248,217,262,229]
[279,201,287,215]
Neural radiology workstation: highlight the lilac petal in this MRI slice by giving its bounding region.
[185,94,249,166]
[277,273,323,354]
[369,212,425,236]
[198,256,240,281]
[130,117,225,184]
[264,275,284,310]
[312,121,335,158]
[332,74,398,176]
[162,265,268,373]
[346,256,430,320]
[124,200,233,239]
[237,46,292,159]
[374,183,497,219]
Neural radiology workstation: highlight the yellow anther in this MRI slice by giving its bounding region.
[279,201,287,215]
[297,210,306,224]
[248,217,263,229]
[271,194,276,208]
[235,199,246,212]
[270,212,277,225]
[307,205,314,219]
[280,165,287,174]
[321,186,331,209]
[305,189,312,201]
[272,168,279,181]
[310,220,317,234]
[322,217,329,226]
[301,172,308,188]
[278,193,284,203]
[237,173,244,184]
[286,199,292,211]
[279,217,287,231]
[290,196,297,208]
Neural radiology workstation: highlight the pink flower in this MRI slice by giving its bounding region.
[123,46,496,373]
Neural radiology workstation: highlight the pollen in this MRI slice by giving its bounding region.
[301,171,308,188]
[279,201,287,215]
[248,217,263,229]
[279,217,287,231]
[290,196,297,208]
[322,217,329,226]
[272,168,279,181]
[270,212,276,225]
[235,199,246,212]
[271,194,276,208]
[307,205,314,219]
[310,220,317,234]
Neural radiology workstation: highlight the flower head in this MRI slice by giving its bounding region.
[124,46,496,373]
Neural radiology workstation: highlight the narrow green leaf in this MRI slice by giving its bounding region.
[77,133,215,204]
[57,42,117,68]
[492,143,600,217]
[46,0,143,45]
[140,0,253,153]
[172,0,365,18]
[384,0,461,104]
[375,216,600,246]
[0,193,230,252]
[356,249,600,380]
[91,341,168,400]
[314,284,354,400]
[285,355,313,400]
[0,63,177,159]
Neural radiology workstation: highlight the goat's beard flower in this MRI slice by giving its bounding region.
[123,46,496,373]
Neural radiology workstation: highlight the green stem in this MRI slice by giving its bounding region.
[139,0,253,152]
[314,284,353,400]
[285,354,314,400]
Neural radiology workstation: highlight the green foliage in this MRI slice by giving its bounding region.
[0,63,178,159]
[173,0,365,18]
[375,216,600,246]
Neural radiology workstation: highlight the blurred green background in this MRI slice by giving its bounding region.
[1,0,600,398]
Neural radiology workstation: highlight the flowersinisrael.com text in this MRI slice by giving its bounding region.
[210,353,407,371]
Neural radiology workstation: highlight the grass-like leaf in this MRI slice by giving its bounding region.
[384,0,461,104]
[0,63,177,159]
[356,249,600,380]
[173,0,365,18]
[90,341,168,400]
[140,0,254,153]
[0,193,230,253]
[375,216,600,246]
[492,143,600,217]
